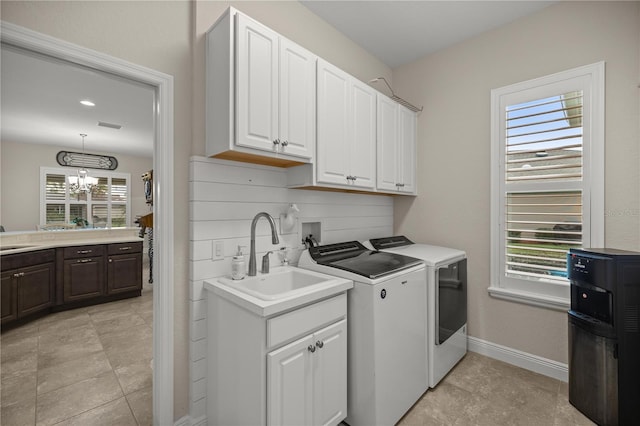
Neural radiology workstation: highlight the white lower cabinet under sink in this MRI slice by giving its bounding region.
[207,291,348,426]
[268,318,346,426]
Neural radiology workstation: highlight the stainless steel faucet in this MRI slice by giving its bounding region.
[248,212,280,276]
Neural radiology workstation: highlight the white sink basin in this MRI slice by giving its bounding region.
[219,267,340,301]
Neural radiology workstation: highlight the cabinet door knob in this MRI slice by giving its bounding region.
[273,139,280,145]
[307,344,316,353]
[281,140,288,147]
[109,259,113,263]
[13,273,20,278]
[316,340,324,349]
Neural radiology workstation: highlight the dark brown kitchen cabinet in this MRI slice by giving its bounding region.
[1,270,18,324]
[1,249,56,325]
[2,241,142,330]
[61,244,105,303]
[107,242,143,295]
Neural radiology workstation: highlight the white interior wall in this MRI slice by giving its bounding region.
[188,156,393,420]
[393,1,640,364]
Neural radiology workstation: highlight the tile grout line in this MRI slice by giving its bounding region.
[94,312,140,426]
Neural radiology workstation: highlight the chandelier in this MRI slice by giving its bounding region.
[68,134,98,193]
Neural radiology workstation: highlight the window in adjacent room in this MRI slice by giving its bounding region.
[41,167,131,228]
[489,62,604,310]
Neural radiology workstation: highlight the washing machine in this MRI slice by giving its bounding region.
[298,240,428,426]
[365,235,467,388]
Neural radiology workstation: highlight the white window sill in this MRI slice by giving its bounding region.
[488,286,570,311]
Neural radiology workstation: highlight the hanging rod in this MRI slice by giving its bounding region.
[369,77,423,113]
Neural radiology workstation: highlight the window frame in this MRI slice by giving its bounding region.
[489,62,605,310]
[40,166,132,229]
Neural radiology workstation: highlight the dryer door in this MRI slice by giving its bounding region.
[436,258,467,345]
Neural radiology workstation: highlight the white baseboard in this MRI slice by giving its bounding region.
[467,336,568,382]
[174,415,206,426]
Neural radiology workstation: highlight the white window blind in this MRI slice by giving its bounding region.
[490,62,604,310]
[505,92,584,282]
[40,167,131,229]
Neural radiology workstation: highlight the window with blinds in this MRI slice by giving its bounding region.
[490,62,604,308]
[41,167,131,228]
[505,92,583,281]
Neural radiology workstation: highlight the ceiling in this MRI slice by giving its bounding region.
[1,2,554,159]
[1,45,154,158]
[301,1,555,68]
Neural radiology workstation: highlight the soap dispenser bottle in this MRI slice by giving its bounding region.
[231,246,246,280]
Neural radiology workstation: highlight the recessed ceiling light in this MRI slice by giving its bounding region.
[80,100,95,107]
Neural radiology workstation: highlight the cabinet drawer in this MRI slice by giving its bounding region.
[267,293,346,349]
[108,241,142,255]
[63,245,105,259]
[1,249,55,269]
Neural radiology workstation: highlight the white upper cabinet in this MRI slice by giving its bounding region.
[208,8,417,195]
[316,59,376,190]
[279,38,316,159]
[376,93,417,194]
[398,105,417,193]
[206,8,316,165]
[377,95,399,191]
[236,13,278,152]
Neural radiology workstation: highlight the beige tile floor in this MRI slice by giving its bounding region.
[398,351,595,426]
[1,277,152,426]
[3,272,595,426]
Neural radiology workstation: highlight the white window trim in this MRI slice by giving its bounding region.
[40,166,132,228]
[489,62,605,310]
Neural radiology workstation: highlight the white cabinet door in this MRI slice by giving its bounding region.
[279,38,315,159]
[317,59,376,189]
[349,80,376,189]
[268,335,314,426]
[312,319,347,426]
[317,59,350,185]
[376,94,399,191]
[398,105,417,194]
[375,96,417,194]
[236,13,279,152]
[267,320,347,426]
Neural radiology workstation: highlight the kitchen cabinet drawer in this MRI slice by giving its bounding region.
[267,293,346,349]
[63,244,105,259]
[107,241,142,255]
[2,249,55,269]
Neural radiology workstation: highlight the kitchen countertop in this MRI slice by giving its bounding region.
[0,228,143,255]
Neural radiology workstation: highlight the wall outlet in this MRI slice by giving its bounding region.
[212,240,224,261]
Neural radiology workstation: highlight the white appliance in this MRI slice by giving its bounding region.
[365,236,467,388]
[298,241,428,426]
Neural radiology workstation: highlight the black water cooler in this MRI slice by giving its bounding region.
[568,248,640,426]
